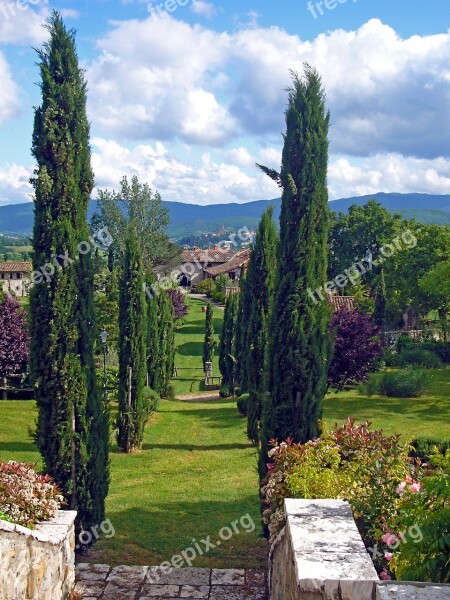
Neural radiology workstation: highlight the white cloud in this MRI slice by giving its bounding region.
[191,1,216,19]
[328,154,450,199]
[87,16,450,159]
[0,1,48,46]
[0,163,34,204]
[0,53,21,125]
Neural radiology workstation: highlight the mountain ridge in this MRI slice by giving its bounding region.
[0,192,449,237]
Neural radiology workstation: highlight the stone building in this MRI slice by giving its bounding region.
[179,247,249,288]
[0,262,32,297]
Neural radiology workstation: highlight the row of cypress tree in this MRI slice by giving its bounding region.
[219,66,332,481]
[30,12,176,533]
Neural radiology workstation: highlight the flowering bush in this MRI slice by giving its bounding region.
[260,420,450,583]
[0,461,63,528]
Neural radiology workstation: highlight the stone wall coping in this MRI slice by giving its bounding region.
[0,509,76,545]
[377,582,450,599]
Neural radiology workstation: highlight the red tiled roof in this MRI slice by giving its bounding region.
[328,295,356,311]
[204,250,250,276]
[0,262,31,273]
[181,248,243,265]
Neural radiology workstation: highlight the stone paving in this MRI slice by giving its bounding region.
[72,564,269,600]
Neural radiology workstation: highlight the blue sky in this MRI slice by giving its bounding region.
[0,0,449,205]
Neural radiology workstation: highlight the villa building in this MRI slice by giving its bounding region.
[0,262,32,297]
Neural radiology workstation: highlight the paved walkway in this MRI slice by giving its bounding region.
[73,564,268,600]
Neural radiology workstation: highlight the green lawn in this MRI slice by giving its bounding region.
[324,368,450,440]
[1,296,449,568]
[172,296,223,396]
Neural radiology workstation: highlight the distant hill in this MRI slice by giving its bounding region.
[0,193,449,238]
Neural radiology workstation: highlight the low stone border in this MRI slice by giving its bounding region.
[269,499,450,600]
[0,510,77,600]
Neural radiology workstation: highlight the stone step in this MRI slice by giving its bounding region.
[72,564,268,600]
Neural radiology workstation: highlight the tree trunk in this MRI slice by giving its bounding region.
[2,377,7,400]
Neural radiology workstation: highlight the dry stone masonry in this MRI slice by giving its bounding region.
[0,510,76,600]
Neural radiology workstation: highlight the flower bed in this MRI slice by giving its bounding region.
[261,418,450,583]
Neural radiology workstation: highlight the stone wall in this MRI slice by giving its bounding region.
[0,510,77,600]
[269,499,450,600]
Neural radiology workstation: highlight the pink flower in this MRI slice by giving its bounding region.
[405,476,413,483]
[384,552,393,561]
[411,482,421,493]
[380,569,391,581]
[396,481,407,495]
[382,532,399,547]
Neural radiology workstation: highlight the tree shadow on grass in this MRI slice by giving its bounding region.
[162,406,242,429]
[141,442,252,451]
[177,342,204,357]
[0,441,38,453]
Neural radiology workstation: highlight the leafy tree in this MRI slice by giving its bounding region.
[219,293,238,394]
[258,67,332,477]
[373,269,387,328]
[167,288,188,321]
[328,308,383,391]
[203,303,215,372]
[117,227,148,452]
[245,208,278,444]
[94,267,120,348]
[419,260,450,341]
[30,12,109,530]
[96,175,173,269]
[329,200,406,290]
[0,296,29,399]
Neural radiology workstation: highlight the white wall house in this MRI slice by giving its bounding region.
[0,262,32,297]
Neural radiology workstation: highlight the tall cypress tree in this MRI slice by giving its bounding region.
[203,303,215,372]
[234,274,249,392]
[146,273,161,392]
[158,291,175,398]
[374,269,387,328]
[30,12,109,530]
[219,293,238,394]
[259,67,331,476]
[245,207,278,444]
[117,227,148,452]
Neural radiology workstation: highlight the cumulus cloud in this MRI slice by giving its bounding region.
[0,163,34,204]
[328,154,450,199]
[0,1,48,46]
[0,53,21,125]
[87,16,450,159]
[191,1,217,19]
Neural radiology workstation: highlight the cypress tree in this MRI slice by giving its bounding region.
[30,12,109,530]
[259,67,331,477]
[374,269,387,328]
[234,275,249,392]
[202,303,215,372]
[245,208,278,444]
[145,274,161,392]
[158,291,175,398]
[117,227,148,452]
[219,293,238,394]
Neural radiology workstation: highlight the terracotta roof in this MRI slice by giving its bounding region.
[204,250,250,276]
[0,262,32,273]
[328,295,356,311]
[181,248,242,265]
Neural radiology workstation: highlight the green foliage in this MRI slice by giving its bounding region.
[219,384,231,398]
[259,67,331,476]
[94,267,120,349]
[410,438,450,463]
[389,458,450,583]
[96,175,172,269]
[242,208,278,445]
[30,11,109,532]
[215,274,230,294]
[396,335,416,352]
[374,270,387,327]
[261,419,409,546]
[117,228,148,452]
[219,294,238,394]
[202,303,215,372]
[419,341,450,363]
[96,366,119,403]
[195,278,216,295]
[142,387,160,414]
[394,349,442,369]
[378,368,432,398]
[236,393,249,416]
[211,290,226,304]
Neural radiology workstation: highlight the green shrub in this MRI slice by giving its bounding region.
[395,349,442,369]
[212,290,226,304]
[142,387,161,414]
[410,438,450,462]
[219,384,231,398]
[96,366,119,403]
[419,341,450,363]
[396,334,415,352]
[358,377,379,397]
[236,393,249,416]
[195,279,216,295]
[378,368,432,398]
